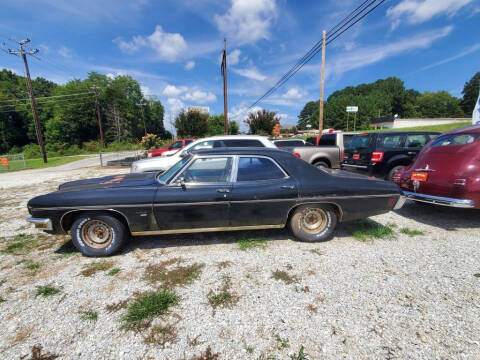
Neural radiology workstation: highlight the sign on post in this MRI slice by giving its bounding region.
[346,106,358,113]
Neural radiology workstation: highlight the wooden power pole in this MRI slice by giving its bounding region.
[221,38,228,135]
[136,100,147,136]
[92,86,105,148]
[318,30,326,135]
[6,39,47,163]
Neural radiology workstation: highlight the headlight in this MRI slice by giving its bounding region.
[131,165,138,173]
[147,153,152,158]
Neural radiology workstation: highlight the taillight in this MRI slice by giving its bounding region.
[371,151,384,162]
[454,178,466,186]
[293,152,301,158]
[277,146,283,149]
[342,151,345,160]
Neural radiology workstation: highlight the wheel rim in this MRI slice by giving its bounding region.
[315,163,327,168]
[81,219,113,249]
[300,208,328,234]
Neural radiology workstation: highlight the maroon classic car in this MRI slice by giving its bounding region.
[392,125,480,208]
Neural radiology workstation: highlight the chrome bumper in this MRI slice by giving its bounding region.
[341,164,368,169]
[402,191,475,208]
[26,217,53,230]
[394,195,407,210]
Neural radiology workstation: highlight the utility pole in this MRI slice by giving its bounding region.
[5,39,47,163]
[92,86,105,148]
[318,30,326,136]
[221,38,228,134]
[136,100,147,136]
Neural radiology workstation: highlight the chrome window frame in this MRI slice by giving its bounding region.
[168,155,235,186]
[232,155,289,183]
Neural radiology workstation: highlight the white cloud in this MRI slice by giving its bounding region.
[141,85,151,96]
[185,60,195,70]
[214,0,277,45]
[182,90,217,104]
[282,88,303,100]
[227,49,242,65]
[167,97,185,113]
[58,46,72,58]
[421,43,480,71]
[232,66,267,81]
[387,0,474,29]
[114,25,187,61]
[106,73,115,79]
[162,84,188,97]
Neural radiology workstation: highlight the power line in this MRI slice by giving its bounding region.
[0,96,94,110]
[0,92,94,104]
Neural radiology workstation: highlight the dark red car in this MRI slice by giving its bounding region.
[392,125,480,208]
[147,139,195,158]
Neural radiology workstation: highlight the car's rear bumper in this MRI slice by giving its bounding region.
[402,191,475,208]
[26,217,53,230]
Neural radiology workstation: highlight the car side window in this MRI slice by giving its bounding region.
[430,133,479,147]
[405,135,427,148]
[236,157,285,182]
[215,139,264,147]
[378,134,403,149]
[185,140,193,145]
[177,157,232,183]
[169,141,183,149]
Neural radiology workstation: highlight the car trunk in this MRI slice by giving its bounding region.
[343,134,374,166]
[400,145,473,198]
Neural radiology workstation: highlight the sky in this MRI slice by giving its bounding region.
[1,0,479,133]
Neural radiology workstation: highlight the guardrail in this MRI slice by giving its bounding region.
[0,154,26,171]
[99,150,146,167]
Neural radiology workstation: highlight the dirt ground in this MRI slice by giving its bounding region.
[0,163,479,360]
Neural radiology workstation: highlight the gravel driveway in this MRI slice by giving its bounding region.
[0,166,479,360]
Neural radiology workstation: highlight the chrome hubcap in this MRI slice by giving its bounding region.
[81,220,113,249]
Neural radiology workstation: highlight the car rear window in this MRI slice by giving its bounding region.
[185,140,194,145]
[214,139,264,147]
[318,134,336,146]
[377,134,403,149]
[430,133,480,147]
[345,134,373,150]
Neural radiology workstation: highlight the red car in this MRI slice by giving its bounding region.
[392,125,480,208]
[147,139,195,158]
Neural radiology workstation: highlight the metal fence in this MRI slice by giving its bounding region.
[0,153,26,171]
[99,150,145,167]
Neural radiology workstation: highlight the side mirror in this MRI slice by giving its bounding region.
[179,150,187,158]
[177,177,186,190]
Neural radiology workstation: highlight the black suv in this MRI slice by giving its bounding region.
[341,131,439,180]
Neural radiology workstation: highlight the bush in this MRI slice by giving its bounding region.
[7,145,22,155]
[22,144,42,159]
[140,133,161,150]
[82,141,101,153]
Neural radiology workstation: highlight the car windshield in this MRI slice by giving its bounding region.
[157,156,191,183]
[346,134,372,150]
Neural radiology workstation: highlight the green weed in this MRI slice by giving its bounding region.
[35,285,60,297]
[143,260,204,288]
[272,270,297,284]
[81,310,98,321]
[350,220,394,242]
[400,228,425,237]
[238,235,267,251]
[107,268,121,276]
[81,260,115,277]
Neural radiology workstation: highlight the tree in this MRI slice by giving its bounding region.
[207,114,239,135]
[415,91,464,118]
[174,109,208,137]
[244,109,280,135]
[297,101,318,129]
[461,72,480,115]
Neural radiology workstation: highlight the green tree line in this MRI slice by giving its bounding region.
[297,74,479,130]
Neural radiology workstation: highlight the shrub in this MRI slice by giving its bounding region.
[22,144,42,159]
[82,140,101,152]
[140,133,161,150]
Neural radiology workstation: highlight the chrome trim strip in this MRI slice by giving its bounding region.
[341,164,368,169]
[393,195,406,210]
[59,208,133,233]
[26,217,53,231]
[402,191,475,208]
[35,204,152,211]
[131,224,284,236]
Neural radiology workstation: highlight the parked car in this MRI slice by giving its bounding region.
[27,148,405,256]
[273,139,311,147]
[342,131,439,180]
[392,125,480,208]
[147,139,195,158]
[285,131,356,169]
[131,135,276,173]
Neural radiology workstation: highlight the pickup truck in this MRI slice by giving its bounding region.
[285,132,356,169]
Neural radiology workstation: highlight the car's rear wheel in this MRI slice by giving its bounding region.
[289,204,337,242]
[386,165,405,181]
[313,160,329,169]
[71,212,127,257]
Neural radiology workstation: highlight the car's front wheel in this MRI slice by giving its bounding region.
[289,204,337,242]
[71,212,128,257]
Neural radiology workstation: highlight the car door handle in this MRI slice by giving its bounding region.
[217,188,230,193]
[281,185,295,190]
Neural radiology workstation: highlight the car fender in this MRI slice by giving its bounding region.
[385,154,412,169]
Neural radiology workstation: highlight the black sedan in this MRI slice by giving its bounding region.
[27,148,405,256]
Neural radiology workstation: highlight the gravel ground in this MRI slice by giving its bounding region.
[0,164,479,360]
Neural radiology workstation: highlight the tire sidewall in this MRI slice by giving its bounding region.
[71,213,126,257]
[387,165,405,181]
[313,161,329,169]
[290,204,337,242]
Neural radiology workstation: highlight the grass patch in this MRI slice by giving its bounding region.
[350,220,394,242]
[3,155,91,172]
[400,227,425,237]
[274,334,290,349]
[143,323,178,347]
[25,263,41,271]
[289,346,310,360]
[80,310,98,321]
[272,270,298,284]
[2,234,38,255]
[363,122,471,134]
[81,260,115,277]
[107,268,121,276]
[35,285,60,297]
[238,235,267,251]
[143,259,204,288]
[0,297,5,303]
[207,276,239,312]
[121,290,179,329]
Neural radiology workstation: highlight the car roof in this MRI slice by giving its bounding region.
[200,134,269,140]
[442,124,480,136]
[190,147,287,156]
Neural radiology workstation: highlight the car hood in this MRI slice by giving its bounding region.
[58,172,158,192]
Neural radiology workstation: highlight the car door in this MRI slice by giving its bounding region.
[229,156,298,227]
[153,156,233,231]
[404,134,429,161]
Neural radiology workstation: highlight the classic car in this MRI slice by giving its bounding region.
[27,148,405,257]
[147,138,195,158]
[131,135,277,174]
[392,125,480,208]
